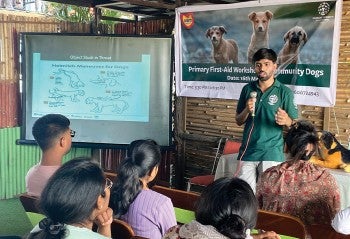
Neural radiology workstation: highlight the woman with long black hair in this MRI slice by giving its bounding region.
[26,157,113,239]
[110,139,176,239]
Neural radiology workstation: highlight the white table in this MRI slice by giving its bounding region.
[214,153,350,210]
[328,168,350,210]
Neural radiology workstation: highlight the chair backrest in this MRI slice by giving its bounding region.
[222,139,241,155]
[256,209,307,239]
[152,185,200,211]
[307,224,350,239]
[210,138,241,174]
[111,218,135,239]
[19,193,40,213]
[210,137,225,174]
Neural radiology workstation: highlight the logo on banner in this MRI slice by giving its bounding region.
[318,2,331,16]
[181,13,194,29]
[313,1,334,22]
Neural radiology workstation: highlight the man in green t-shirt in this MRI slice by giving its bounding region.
[235,48,298,193]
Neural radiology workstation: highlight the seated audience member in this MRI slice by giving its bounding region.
[110,139,177,239]
[26,157,113,238]
[332,206,350,235]
[26,114,74,197]
[163,177,280,239]
[256,120,340,225]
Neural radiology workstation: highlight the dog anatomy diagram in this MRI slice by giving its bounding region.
[32,53,150,122]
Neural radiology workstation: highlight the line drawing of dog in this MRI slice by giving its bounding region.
[277,25,308,67]
[247,10,273,64]
[85,97,129,114]
[206,26,239,64]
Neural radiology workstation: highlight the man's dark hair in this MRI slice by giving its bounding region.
[32,114,70,151]
[252,48,277,64]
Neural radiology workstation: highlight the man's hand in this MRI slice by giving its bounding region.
[247,97,256,115]
[275,107,293,127]
[236,98,256,126]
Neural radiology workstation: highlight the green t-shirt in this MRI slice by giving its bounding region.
[236,80,298,162]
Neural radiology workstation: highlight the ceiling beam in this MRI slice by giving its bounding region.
[96,0,177,10]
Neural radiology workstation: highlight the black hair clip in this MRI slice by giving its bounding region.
[39,218,65,235]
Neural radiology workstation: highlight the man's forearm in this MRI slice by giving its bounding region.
[236,108,250,126]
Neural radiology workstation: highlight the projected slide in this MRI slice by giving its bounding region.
[32,53,150,122]
[21,34,172,146]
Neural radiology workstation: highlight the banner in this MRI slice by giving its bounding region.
[175,0,342,107]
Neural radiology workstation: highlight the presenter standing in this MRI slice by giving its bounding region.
[235,48,298,193]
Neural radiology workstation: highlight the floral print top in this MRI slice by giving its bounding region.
[256,160,340,225]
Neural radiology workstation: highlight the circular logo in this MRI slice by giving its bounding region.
[318,2,331,16]
[268,95,278,105]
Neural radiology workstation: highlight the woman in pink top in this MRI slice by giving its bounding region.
[110,139,177,239]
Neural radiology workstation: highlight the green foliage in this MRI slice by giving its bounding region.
[46,3,131,25]
[100,8,127,25]
[47,3,93,23]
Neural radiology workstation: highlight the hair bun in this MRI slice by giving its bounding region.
[39,218,65,235]
[217,214,247,238]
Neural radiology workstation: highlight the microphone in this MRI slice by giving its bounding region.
[250,91,257,117]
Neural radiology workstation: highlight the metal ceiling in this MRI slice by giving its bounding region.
[47,0,254,19]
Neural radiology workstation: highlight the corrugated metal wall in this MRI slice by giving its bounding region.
[0,11,93,199]
[0,10,92,128]
[175,0,350,188]
[114,19,174,35]
[0,127,91,199]
[0,81,19,127]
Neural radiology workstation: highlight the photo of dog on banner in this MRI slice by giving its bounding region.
[181,4,345,171]
[206,10,350,173]
[204,10,309,67]
[179,2,336,107]
[200,8,348,172]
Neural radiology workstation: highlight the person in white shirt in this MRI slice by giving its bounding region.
[332,206,350,235]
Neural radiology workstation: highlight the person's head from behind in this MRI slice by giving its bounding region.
[32,114,72,152]
[252,48,277,82]
[195,177,258,239]
[285,120,319,161]
[125,139,161,178]
[111,139,161,217]
[28,157,111,238]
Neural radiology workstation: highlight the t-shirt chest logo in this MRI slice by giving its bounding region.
[268,94,278,105]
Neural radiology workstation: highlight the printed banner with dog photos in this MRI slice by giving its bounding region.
[174,0,342,107]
